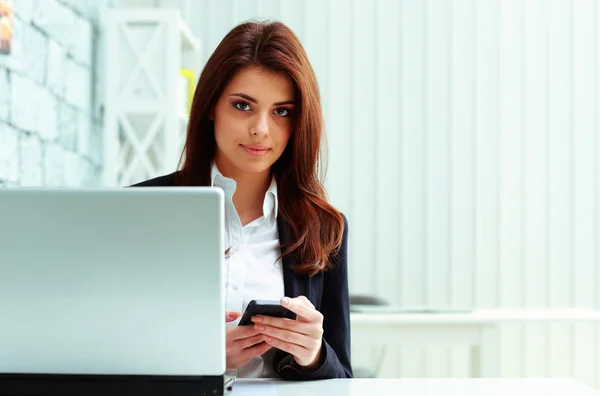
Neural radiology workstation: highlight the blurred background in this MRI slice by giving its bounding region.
[1,0,599,388]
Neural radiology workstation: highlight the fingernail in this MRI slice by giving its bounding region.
[282,297,290,306]
[255,324,265,331]
[252,316,262,323]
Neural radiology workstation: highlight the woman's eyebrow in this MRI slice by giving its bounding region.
[229,92,295,106]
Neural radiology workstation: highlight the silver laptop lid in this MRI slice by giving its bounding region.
[0,188,225,376]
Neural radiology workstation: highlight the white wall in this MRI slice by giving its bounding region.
[182,0,599,386]
[0,0,120,187]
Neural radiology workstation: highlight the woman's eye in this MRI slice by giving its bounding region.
[234,102,251,111]
[274,108,290,117]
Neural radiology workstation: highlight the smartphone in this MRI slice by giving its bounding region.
[238,299,289,326]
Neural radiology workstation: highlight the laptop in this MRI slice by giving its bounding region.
[0,188,226,395]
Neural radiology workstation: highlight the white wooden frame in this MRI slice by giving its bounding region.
[103,9,200,187]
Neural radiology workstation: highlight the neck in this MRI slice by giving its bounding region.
[214,157,271,226]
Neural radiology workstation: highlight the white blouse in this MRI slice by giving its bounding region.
[211,164,285,378]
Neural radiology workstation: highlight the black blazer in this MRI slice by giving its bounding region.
[131,173,353,380]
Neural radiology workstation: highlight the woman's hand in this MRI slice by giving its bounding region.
[225,311,272,370]
[251,296,324,369]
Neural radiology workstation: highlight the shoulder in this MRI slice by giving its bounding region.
[335,212,348,245]
[327,212,348,272]
[341,213,348,234]
[129,172,178,187]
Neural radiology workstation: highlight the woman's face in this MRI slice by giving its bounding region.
[212,66,296,178]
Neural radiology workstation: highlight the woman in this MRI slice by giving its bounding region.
[133,21,352,380]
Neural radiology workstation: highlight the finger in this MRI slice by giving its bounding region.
[298,295,315,309]
[241,341,272,360]
[255,324,319,349]
[227,325,259,341]
[262,335,308,360]
[252,316,315,336]
[281,297,323,323]
[225,311,240,323]
[235,333,265,350]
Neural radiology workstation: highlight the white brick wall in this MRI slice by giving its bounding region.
[89,123,103,165]
[14,0,34,23]
[0,69,9,121]
[10,74,38,133]
[0,123,20,183]
[32,0,76,50]
[10,75,58,140]
[46,39,65,97]
[32,0,94,66]
[77,111,91,158]
[0,0,121,188]
[57,102,78,150]
[19,134,43,186]
[21,23,48,85]
[64,150,92,187]
[64,58,91,111]
[58,0,121,25]
[37,89,59,141]
[69,15,93,66]
[43,143,67,186]
[0,17,22,72]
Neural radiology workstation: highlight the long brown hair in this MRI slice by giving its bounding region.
[176,21,344,276]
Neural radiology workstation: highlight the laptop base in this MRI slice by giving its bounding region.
[0,374,224,396]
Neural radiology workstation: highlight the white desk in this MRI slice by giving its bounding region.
[350,309,600,377]
[231,378,599,396]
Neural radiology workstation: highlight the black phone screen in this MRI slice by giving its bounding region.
[238,300,289,326]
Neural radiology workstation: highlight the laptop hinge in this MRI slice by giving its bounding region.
[0,374,224,396]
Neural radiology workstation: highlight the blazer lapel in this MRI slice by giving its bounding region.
[277,216,307,299]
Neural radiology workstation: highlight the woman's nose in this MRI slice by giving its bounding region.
[250,113,269,137]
